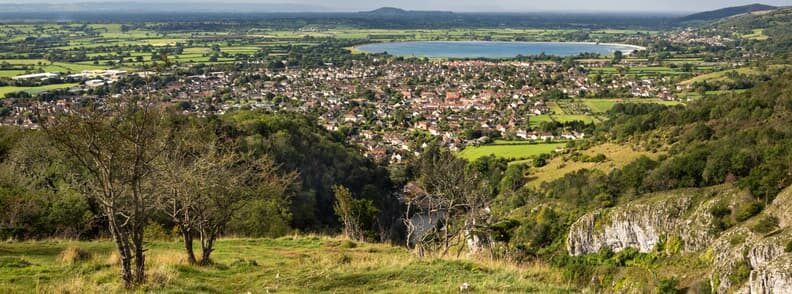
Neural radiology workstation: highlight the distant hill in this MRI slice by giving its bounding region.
[365,7,409,15]
[0,2,332,13]
[679,3,777,22]
[358,7,454,17]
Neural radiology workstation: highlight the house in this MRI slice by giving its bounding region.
[446,91,461,102]
[85,79,106,88]
[516,129,528,140]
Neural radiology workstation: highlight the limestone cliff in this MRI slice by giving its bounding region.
[566,185,748,256]
[565,184,792,293]
[710,186,792,293]
[748,255,792,293]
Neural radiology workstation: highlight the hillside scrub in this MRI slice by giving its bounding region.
[603,71,792,202]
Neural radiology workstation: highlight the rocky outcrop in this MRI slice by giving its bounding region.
[748,234,787,269]
[710,186,792,293]
[565,182,792,293]
[567,196,691,255]
[567,185,746,256]
[748,255,792,293]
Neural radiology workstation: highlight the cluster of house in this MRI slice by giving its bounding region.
[5,58,686,163]
[663,28,735,47]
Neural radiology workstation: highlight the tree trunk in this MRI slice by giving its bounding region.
[181,228,197,264]
[107,213,134,288]
[133,244,145,284]
[132,225,146,285]
[199,234,215,266]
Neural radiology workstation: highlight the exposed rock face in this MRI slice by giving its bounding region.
[748,255,792,294]
[566,186,743,256]
[567,197,689,255]
[748,235,787,269]
[564,183,792,293]
[710,186,792,293]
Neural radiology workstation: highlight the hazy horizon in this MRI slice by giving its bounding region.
[0,0,790,13]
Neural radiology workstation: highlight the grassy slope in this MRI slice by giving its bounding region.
[0,236,572,293]
[679,67,759,86]
[526,143,662,188]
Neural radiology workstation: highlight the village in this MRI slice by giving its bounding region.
[0,56,688,163]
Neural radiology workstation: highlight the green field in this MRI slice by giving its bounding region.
[580,98,683,113]
[742,29,768,40]
[0,83,78,97]
[679,67,759,86]
[0,236,568,293]
[0,24,669,72]
[458,141,566,161]
[588,66,688,76]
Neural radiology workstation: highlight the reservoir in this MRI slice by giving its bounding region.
[355,41,644,58]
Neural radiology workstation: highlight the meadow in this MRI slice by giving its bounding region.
[525,143,662,188]
[458,141,567,162]
[0,236,571,293]
[0,83,77,97]
[578,98,682,113]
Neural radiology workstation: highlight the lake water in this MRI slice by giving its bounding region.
[355,41,644,58]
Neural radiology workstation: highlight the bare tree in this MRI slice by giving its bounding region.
[159,120,208,264]
[404,147,493,257]
[159,126,297,265]
[40,97,167,287]
[196,150,296,265]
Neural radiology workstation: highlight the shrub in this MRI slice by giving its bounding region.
[656,277,682,294]
[708,202,733,233]
[230,258,259,267]
[339,240,357,249]
[144,222,171,241]
[336,254,352,265]
[709,202,731,218]
[729,261,752,286]
[664,235,683,255]
[735,202,763,222]
[59,246,92,264]
[751,216,779,234]
[785,240,792,253]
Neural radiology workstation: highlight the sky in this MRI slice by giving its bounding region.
[1,0,791,13]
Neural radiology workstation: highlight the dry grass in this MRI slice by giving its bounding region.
[105,251,120,266]
[148,250,188,266]
[146,264,177,289]
[2,237,573,293]
[58,246,92,264]
[50,275,97,294]
[526,143,662,188]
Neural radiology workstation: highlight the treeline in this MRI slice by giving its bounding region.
[605,71,792,201]
[0,109,399,242]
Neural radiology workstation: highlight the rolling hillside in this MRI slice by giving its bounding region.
[678,3,777,22]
